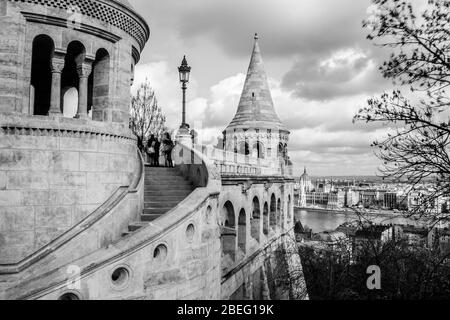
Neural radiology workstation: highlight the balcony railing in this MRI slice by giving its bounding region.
[192,144,293,177]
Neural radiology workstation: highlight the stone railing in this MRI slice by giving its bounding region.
[193,144,293,177]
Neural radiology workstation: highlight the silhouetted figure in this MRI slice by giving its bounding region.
[154,137,161,167]
[147,134,157,166]
[162,132,174,167]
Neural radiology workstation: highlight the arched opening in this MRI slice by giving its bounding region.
[277,199,283,228]
[238,141,250,156]
[253,142,265,159]
[30,35,54,115]
[278,143,284,158]
[251,197,261,243]
[287,195,292,224]
[221,201,236,262]
[263,202,269,236]
[237,209,247,255]
[62,87,78,118]
[89,48,110,121]
[61,41,86,116]
[270,194,277,230]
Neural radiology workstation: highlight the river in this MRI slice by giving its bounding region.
[294,207,429,234]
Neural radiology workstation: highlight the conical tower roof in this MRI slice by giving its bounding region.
[226,34,288,132]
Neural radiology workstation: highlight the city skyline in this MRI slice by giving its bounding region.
[129,0,406,176]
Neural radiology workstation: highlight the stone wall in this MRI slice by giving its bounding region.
[0,115,138,264]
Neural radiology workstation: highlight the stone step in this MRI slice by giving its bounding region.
[128,222,149,232]
[145,168,178,173]
[145,176,188,183]
[141,213,164,222]
[144,196,189,204]
[144,201,181,208]
[145,190,193,197]
[144,180,192,187]
[145,185,193,191]
[143,208,173,215]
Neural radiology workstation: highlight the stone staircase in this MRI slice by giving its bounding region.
[122,166,195,237]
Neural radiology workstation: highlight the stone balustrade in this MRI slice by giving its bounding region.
[193,144,293,177]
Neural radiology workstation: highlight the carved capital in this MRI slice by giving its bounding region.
[51,57,65,73]
[76,63,92,78]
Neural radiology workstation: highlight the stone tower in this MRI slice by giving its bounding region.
[223,34,290,166]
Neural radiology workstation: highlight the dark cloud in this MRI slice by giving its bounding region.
[281,49,389,101]
[133,0,374,58]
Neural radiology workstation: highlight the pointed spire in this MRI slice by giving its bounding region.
[226,34,288,132]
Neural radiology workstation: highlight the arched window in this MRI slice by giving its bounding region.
[277,199,283,228]
[89,48,110,121]
[30,35,54,115]
[238,209,247,255]
[253,142,265,159]
[263,202,269,236]
[238,141,250,156]
[287,195,292,225]
[61,41,86,117]
[251,197,261,243]
[270,194,277,230]
[221,201,236,262]
[278,143,284,158]
[62,87,78,118]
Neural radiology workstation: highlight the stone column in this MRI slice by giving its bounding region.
[48,56,65,116]
[75,62,92,119]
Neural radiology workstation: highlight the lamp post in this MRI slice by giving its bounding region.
[178,55,191,133]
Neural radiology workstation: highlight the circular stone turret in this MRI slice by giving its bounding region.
[0,0,150,265]
[0,0,149,122]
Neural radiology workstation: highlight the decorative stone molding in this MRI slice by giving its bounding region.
[76,63,93,78]
[0,114,136,143]
[241,180,253,194]
[51,56,65,73]
[21,12,123,46]
[12,0,149,50]
[264,182,273,191]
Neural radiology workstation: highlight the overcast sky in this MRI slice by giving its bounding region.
[129,0,396,177]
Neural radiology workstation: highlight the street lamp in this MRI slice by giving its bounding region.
[178,55,191,131]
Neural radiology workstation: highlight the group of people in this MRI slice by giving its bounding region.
[146,132,174,167]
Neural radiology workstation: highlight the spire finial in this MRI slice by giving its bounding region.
[254,33,259,41]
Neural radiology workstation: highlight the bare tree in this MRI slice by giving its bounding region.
[130,79,166,152]
[354,0,450,224]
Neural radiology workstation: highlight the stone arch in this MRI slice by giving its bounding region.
[278,143,284,158]
[287,195,292,225]
[62,87,78,118]
[238,209,247,255]
[277,199,283,228]
[251,197,261,243]
[30,34,54,115]
[238,140,250,156]
[221,201,236,262]
[89,48,110,121]
[263,202,269,236]
[61,40,86,115]
[270,194,277,230]
[252,141,265,159]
